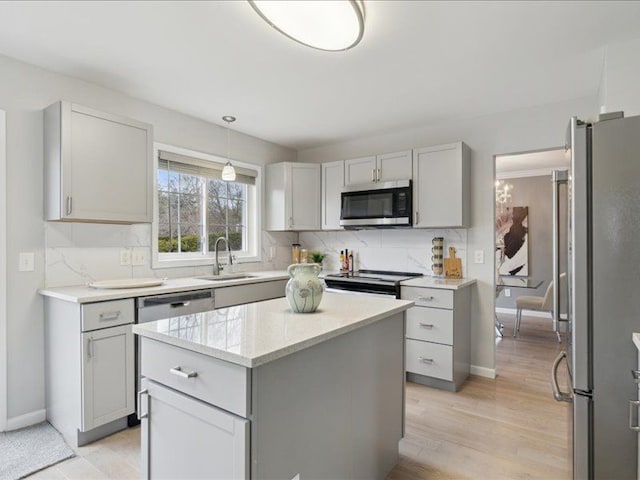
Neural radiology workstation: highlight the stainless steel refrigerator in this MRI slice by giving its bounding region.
[551,113,640,479]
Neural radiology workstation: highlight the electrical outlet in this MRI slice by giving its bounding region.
[18,252,35,272]
[120,249,131,266]
[474,250,485,264]
[505,288,511,297]
[132,250,146,266]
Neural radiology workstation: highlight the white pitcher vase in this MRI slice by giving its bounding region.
[286,263,323,313]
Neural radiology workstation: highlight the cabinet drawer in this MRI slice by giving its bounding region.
[82,299,134,332]
[405,339,453,381]
[141,338,250,418]
[401,286,453,309]
[406,307,453,345]
[215,280,287,309]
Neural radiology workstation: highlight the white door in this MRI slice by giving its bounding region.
[321,160,344,230]
[344,156,376,185]
[141,378,249,480]
[377,150,412,182]
[288,163,320,230]
[81,324,134,431]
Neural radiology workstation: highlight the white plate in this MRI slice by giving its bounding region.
[88,278,165,289]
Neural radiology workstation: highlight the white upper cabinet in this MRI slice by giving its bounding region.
[412,142,470,228]
[321,160,344,230]
[344,150,412,185]
[44,101,153,223]
[344,155,376,185]
[376,150,413,182]
[266,162,320,231]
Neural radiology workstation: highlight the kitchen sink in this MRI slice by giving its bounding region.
[197,274,257,282]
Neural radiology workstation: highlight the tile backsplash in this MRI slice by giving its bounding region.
[44,222,296,287]
[299,228,467,276]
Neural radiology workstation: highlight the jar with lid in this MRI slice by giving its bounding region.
[291,243,301,264]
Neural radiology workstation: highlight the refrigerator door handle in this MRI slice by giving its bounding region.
[629,400,640,431]
[551,351,573,403]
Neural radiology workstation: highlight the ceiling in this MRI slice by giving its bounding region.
[1,1,640,150]
[496,149,569,175]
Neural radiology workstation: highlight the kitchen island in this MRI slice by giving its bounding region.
[133,292,413,480]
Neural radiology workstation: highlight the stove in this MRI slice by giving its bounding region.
[323,269,423,298]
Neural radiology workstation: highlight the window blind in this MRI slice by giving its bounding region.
[158,150,257,185]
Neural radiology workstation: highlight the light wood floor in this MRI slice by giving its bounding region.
[30,312,571,480]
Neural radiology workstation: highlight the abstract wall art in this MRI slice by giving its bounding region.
[496,206,529,276]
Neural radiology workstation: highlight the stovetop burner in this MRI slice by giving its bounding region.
[325,269,423,285]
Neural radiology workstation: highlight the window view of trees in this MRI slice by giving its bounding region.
[157,168,246,254]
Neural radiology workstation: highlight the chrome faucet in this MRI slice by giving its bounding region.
[213,236,233,276]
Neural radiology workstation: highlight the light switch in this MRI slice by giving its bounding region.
[18,252,35,272]
[474,250,485,264]
[120,249,131,266]
[505,288,511,297]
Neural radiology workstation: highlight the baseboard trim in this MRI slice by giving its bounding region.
[470,365,496,379]
[495,307,567,320]
[6,408,46,431]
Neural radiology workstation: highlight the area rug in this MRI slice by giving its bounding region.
[0,421,75,479]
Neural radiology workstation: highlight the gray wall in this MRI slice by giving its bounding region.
[495,175,563,309]
[298,97,597,375]
[0,53,296,423]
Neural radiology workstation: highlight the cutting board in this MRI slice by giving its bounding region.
[444,247,462,279]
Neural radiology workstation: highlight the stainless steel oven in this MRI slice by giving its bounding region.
[340,180,412,228]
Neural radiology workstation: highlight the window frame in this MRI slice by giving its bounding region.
[152,142,262,269]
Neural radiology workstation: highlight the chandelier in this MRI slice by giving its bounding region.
[495,180,514,206]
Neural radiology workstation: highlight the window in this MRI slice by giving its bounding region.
[153,144,261,267]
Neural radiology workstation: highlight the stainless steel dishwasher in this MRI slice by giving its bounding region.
[129,289,215,425]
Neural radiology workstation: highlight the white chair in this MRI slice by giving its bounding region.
[514,273,566,342]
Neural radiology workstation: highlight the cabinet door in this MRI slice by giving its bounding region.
[377,150,412,182]
[63,103,153,223]
[141,378,249,480]
[321,160,344,230]
[81,324,134,431]
[412,142,469,228]
[288,163,320,230]
[344,156,376,185]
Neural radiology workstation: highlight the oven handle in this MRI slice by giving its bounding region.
[325,287,397,299]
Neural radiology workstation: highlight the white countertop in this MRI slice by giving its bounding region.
[400,276,476,290]
[38,271,289,303]
[633,332,640,351]
[133,292,413,368]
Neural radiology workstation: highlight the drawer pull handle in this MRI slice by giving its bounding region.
[170,366,198,379]
[419,323,434,329]
[99,310,121,321]
[418,357,434,364]
[417,296,435,302]
[632,369,640,383]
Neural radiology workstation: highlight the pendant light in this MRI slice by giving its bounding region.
[221,115,236,182]
[248,1,365,52]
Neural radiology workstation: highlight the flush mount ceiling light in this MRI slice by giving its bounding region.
[222,115,236,182]
[248,0,365,52]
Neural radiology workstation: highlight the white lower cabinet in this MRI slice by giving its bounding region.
[141,378,249,480]
[44,297,136,447]
[401,284,472,391]
[81,324,135,431]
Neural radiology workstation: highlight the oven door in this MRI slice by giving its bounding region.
[340,180,412,228]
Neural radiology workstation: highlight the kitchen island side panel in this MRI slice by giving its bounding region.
[250,312,404,480]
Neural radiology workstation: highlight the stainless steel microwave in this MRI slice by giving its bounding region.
[340,180,412,228]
